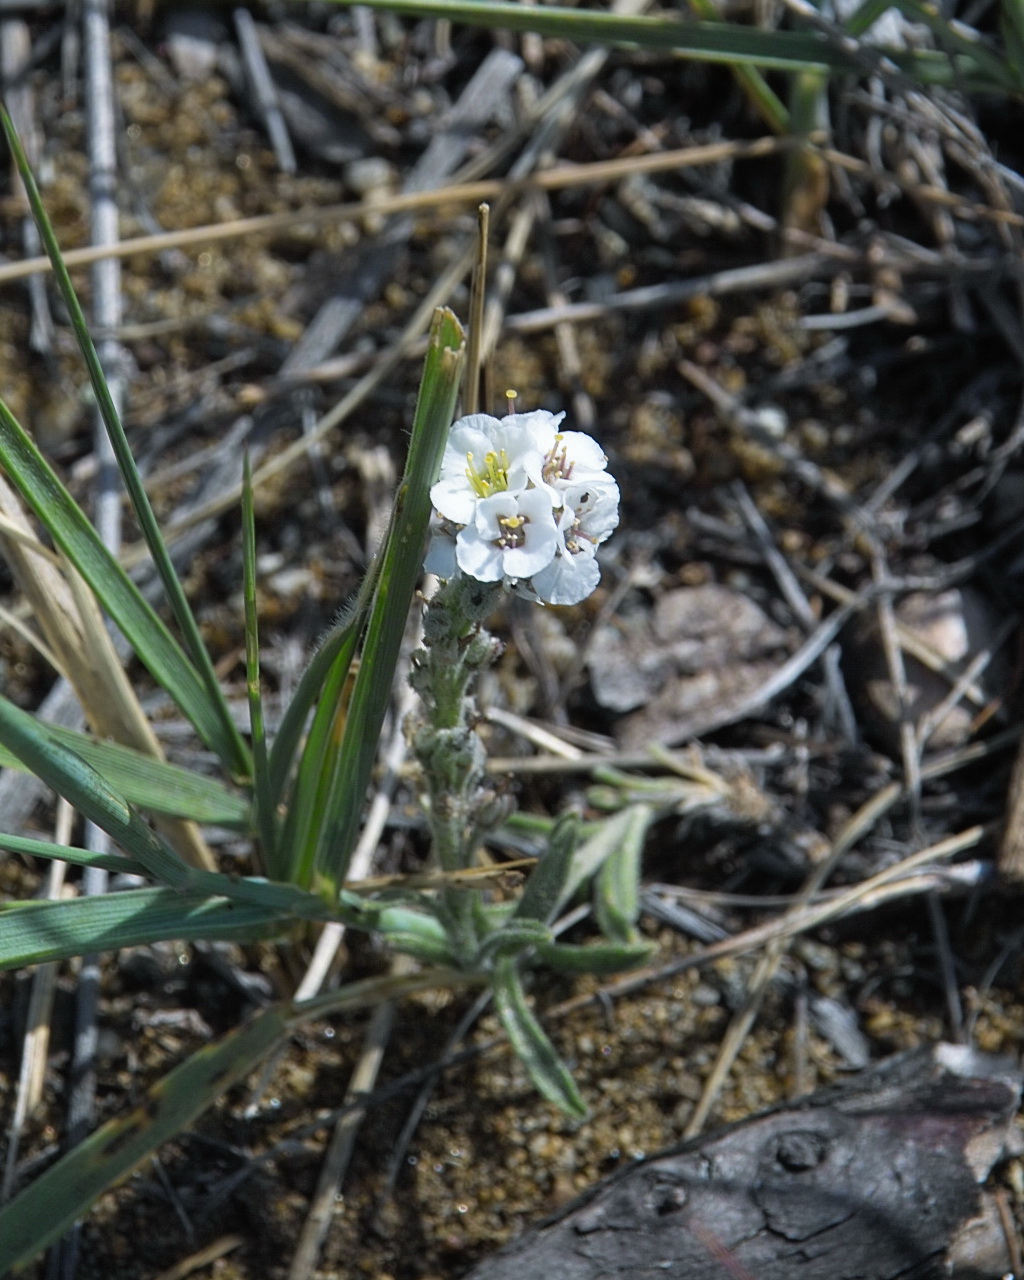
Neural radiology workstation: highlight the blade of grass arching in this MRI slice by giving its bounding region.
[0,727,249,826]
[0,691,199,891]
[0,1002,290,1272]
[0,966,467,1273]
[242,455,277,875]
[319,0,1006,86]
[310,307,466,898]
[0,397,244,771]
[0,106,250,780]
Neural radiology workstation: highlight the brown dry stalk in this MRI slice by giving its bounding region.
[0,138,784,287]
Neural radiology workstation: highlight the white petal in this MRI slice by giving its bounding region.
[430,475,478,524]
[424,524,458,578]
[529,548,601,606]
[563,476,620,545]
[558,431,609,475]
[456,524,506,581]
[501,487,560,578]
[508,410,565,453]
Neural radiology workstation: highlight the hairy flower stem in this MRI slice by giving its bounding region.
[409,575,507,965]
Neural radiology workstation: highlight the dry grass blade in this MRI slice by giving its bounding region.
[0,470,214,870]
[0,139,786,287]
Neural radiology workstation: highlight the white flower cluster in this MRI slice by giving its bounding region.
[425,410,619,606]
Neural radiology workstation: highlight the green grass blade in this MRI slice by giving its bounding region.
[685,0,789,132]
[309,307,466,896]
[0,1003,289,1271]
[0,105,251,779]
[242,454,277,873]
[0,968,473,1271]
[891,0,1020,90]
[0,395,244,770]
[280,645,355,889]
[317,1,1006,86]
[0,726,249,826]
[0,888,295,969]
[0,692,197,889]
[0,832,146,875]
[266,604,367,810]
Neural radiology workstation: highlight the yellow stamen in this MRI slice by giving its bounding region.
[465,448,511,498]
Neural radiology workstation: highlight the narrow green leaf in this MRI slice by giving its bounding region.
[242,454,277,874]
[492,955,586,1119]
[535,938,654,976]
[0,1004,289,1271]
[0,726,248,827]
[562,804,655,912]
[0,105,251,778]
[267,573,370,808]
[594,805,653,944]
[318,0,1005,88]
[310,307,466,895]
[0,832,146,876]
[0,692,195,890]
[686,0,789,132]
[0,888,293,969]
[0,395,240,769]
[280,643,355,889]
[513,811,580,925]
[476,919,553,962]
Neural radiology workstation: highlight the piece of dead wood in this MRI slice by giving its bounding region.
[463,1043,1021,1280]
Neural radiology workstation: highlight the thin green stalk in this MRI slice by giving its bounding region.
[313,0,1012,90]
[0,104,251,779]
[242,454,277,875]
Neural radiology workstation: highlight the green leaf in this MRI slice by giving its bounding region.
[0,692,195,889]
[0,832,146,876]
[0,105,250,779]
[492,955,586,1119]
[513,810,580,925]
[266,511,390,815]
[535,938,654,976]
[0,1004,290,1271]
[0,726,249,827]
[309,307,466,895]
[317,0,1010,89]
[0,888,294,969]
[563,804,655,913]
[280,633,359,890]
[594,805,652,944]
[242,454,277,873]
[476,919,553,963]
[0,394,244,771]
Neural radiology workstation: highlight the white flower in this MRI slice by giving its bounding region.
[426,409,619,606]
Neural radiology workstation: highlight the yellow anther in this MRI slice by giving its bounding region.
[465,448,511,499]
